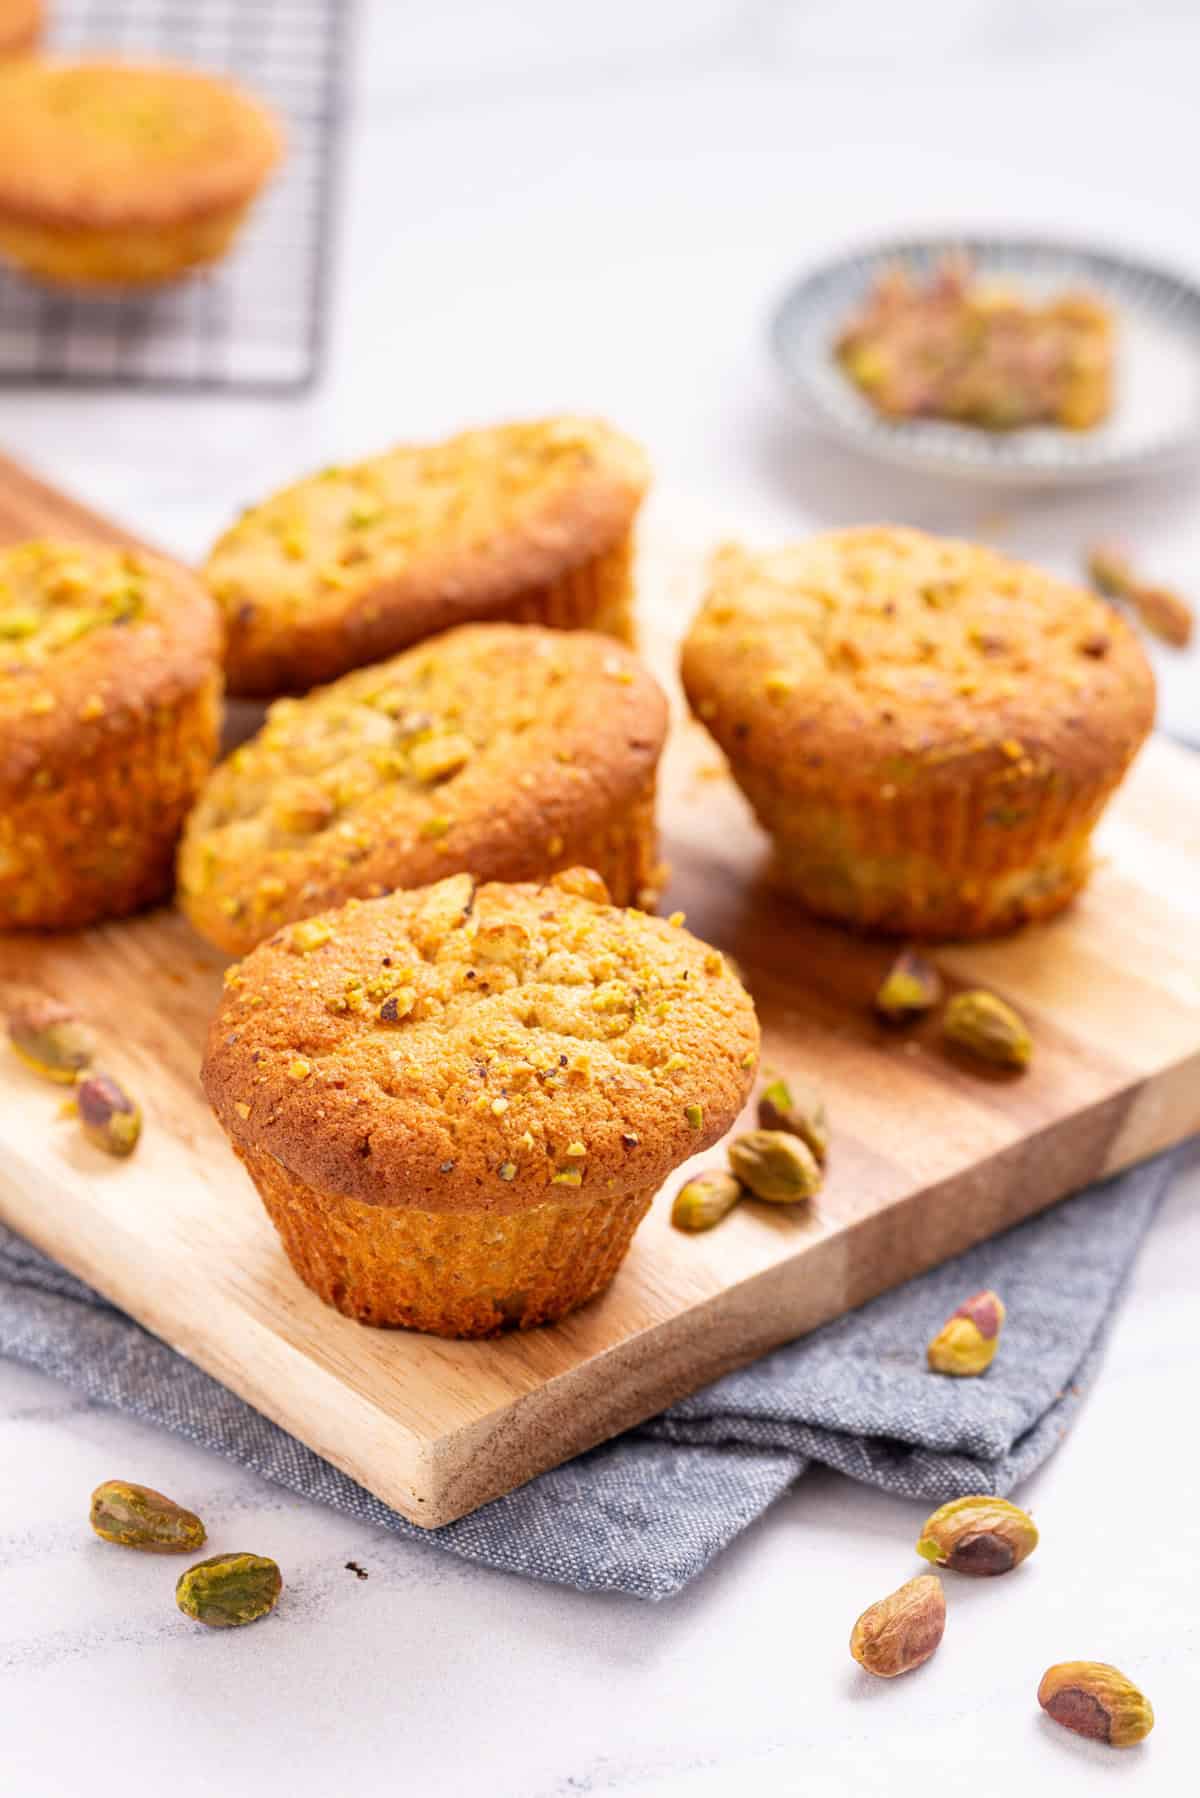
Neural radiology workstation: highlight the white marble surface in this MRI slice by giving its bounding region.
[3,2,1200,1791]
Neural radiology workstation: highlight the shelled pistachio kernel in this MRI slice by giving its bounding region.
[942,990,1032,1070]
[176,1552,282,1629]
[75,1072,141,1157]
[756,1075,829,1165]
[90,1480,206,1553]
[7,995,95,1084]
[874,948,942,1025]
[927,1289,1006,1376]
[727,1129,822,1203]
[672,1170,742,1233]
[916,1495,1038,1576]
[1037,1662,1154,1748]
[850,1574,946,1678]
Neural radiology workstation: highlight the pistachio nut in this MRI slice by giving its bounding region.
[756,1076,829,1166]
[549,867,612,905]
[75,1072,141,1157]
[90,1480,206,1553]
[176,1552,283,1629]
[1134,582,1193,649]
[728,1129,822,1204]
[1085,541,1134,600]
[1038,1662,1154,1748]
[917,1495,1038,1576]
[874,949,942,1025]
[671,1170,742,1233]
[927,1289,1006,1376]
[8,995,95,1084]
[942,990,1032,1070]
[850,1574,946,1678]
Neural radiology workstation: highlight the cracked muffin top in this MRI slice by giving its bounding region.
[0,539,221,788]
[178,622,668,955]
[203,871,759,1214]
[682,527,1155,793]
[0,59,282,229]
[205,415,649,694]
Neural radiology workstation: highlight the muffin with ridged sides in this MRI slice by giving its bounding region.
[203,871,759,1336]
[0,0,41,58]
[204,416,649,696]
[179,622,668,955]
[0,59,282,288]
[0,540,222,929]
[682,527,1155,939]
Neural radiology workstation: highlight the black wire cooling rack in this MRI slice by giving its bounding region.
[0,0,351,393]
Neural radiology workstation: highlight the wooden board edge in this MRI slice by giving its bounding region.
[412,1070,1197,1525]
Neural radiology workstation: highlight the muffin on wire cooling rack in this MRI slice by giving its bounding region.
[681,527,1154,939]
[0,58,282,287]
[203,870,760,1336]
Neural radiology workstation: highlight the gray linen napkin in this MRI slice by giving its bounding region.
[0,1151,1181,1599]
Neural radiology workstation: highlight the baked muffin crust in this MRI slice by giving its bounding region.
[682,528,1155,936]
[179,623,668,954]
[0,0,41,57]
[0,539,222,928]
[0,59,282,285]
[205,417,649,695]
[204,872,759,1215]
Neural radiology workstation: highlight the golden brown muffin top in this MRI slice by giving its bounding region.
[179,623,667,954]
[0,0,41,57]
[0,539,222,790]
[0,60,282,229]
[204,872,759,1214]
[682,527,1155,794]
[205,416,649,694]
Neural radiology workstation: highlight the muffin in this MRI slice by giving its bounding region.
[203,871,760,1335]
[0,540,222,929]
[204,416,649,697]
[682,528,1155,939]
[179,623,668,955]
[0,0,41,57]
[0,59,282,288]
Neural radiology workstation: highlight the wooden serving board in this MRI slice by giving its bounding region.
[1,453,1199,1528]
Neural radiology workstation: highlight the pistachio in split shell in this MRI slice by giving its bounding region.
[916,1495,1038,1577]
[850,1574,946,1678]
[73,1071,141,1157]
[1038,1661,1154,1748]
[756,1076,829,1166]
[927,1289,1006,1376]
[176,1552,283,1629]
[874,949,942,1025]
[942,990,1032,1071]
[672,1170,742,1233]
[90,1480,206,1553]
[8,995,96,1084]
[727,1129,822,1204]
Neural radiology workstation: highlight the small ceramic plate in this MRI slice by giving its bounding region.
[771,235,1200,485]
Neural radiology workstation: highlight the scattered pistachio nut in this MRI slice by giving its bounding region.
[927,1289,1006,1376]
[874,949,942,1025]
[849,1574,946,1678]
[727,1129,822,1203]
[90,1480,206,1553]
[672,1170,742,1233]
[1038,1662,1154,1748]
[942,990,1032,1070]
[917,1495,1038,1576]
[176,1552,283,1629]
[756,1075,829,1165]
[8,996,96,1084]
[1134,582,1194,649]
[1085,540,1134,600]
[75,1072,141,1157]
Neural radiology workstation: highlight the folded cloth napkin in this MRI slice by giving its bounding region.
[0,1150,1181,1599]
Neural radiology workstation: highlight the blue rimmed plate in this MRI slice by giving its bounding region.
[771,235,1200,485]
